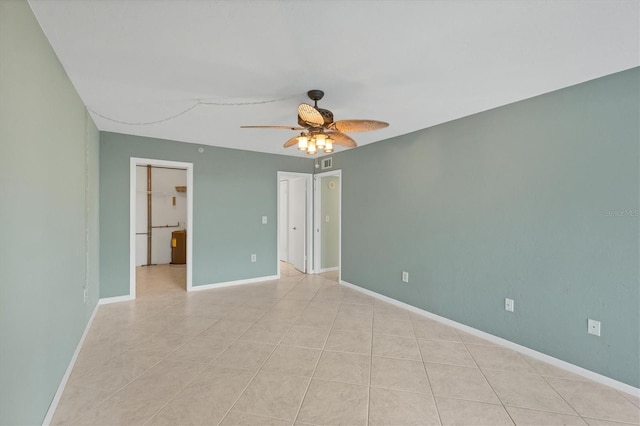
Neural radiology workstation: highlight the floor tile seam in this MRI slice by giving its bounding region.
[69,358,166,397]
[144,314,270,425]
[53,384,119,425]
[461,342,520,425]
[71,355,168,425]
[330,326,373,334]
[340,301,375,307]
[539,373,599,384]
[414,336,464,344]
[80,332,143,350]
[371,326,417,338]
[310,369,371,387]
[458,340,497,347]
[117,274,315,425]
[65,350,124,388]
[504,404,600,421]
[368,383,433,396]
[291,299,341,425]
[517,352,589,383]
[337,310,373,319]
[431,390,508,407]
[580,415,639,425]
[259,367,316,380]
[372,353,422,362]
[409,314,443,426]
[218,296,314,426]
[538,372,595,418]
[500,399,588,418]
[421,359,481,369]
[226,408,295,424]
[462,342,510,372]
[617,391,640,409]
[371,331,416,339]
[322,347,371,357]
[368,350,422,362]
[478,365,553,376]
[140,360,212,426]
[370,314,412,324]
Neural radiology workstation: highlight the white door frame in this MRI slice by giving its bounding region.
[129,157,194,297]
[278,180,289,263]
[313,170,342,277]
[277,171,313,277]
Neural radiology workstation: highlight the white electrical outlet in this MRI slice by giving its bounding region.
[588,319,601,336]
[251,254,257,262]
[505,298,514,312]
[262,216,267,224]
[401,271,409,283]
[83,288,88,304]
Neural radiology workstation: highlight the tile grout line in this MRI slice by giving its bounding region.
[217,275,320,425]
[410,312,444,426]
[454,327,522,425]
[70,274,313,424]
[146,273,309,425]
[65,275,280,423]
[140,303,275,425]
[365,300,375,425]
[140,326,249,425]
[69,356,168,425]
[536,367,594,422]
[291,286,345,425]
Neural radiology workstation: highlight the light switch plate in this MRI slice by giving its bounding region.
[262,216,267,224]
[505,298,514,312]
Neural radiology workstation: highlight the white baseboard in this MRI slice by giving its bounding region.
[340,279,640,398]
[190,275,279,292]
[317,267,339,273]
[98,294,134,305]
[42,303,99,425]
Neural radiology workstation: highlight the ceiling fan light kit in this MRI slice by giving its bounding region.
[242,90,388,155]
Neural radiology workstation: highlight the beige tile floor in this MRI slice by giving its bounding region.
[52,263,640,425]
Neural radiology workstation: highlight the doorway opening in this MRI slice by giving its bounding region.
[314,170,341,280]
[277,172,313,276]
[129,158,193,298]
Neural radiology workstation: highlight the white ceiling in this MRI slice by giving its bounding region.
[29,0,639,157]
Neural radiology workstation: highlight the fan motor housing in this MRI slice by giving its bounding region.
[298,108,333,127]
[317,108,333,124]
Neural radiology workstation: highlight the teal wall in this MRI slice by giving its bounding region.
[100,133,313,297]
[0,1,100,424]
[320,175,340,269]
[329,68,640,387]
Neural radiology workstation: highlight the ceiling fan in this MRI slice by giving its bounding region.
[241,90,389,154]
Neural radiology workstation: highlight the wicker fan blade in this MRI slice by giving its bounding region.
[327,132,357,148]
[297,103,324,126]
[333,119,389,133]
[241,125,304,130]
[283,135,300,148]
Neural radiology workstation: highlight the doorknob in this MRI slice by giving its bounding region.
[292,227,297,230]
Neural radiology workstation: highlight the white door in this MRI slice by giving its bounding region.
[279,180,289,262]
[288,177,306,273]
